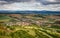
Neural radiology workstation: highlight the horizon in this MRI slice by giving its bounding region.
[0,10,60,15]
[0,0,60,38]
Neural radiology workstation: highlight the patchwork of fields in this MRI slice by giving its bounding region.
[0,14,60,38]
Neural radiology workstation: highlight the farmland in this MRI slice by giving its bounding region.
[0,14,60,38]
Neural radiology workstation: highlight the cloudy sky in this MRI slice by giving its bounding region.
[0,0,60,11]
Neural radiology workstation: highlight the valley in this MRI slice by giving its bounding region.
[0,14,60,38]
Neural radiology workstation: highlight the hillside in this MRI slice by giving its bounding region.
[0,10,60,14]
[0,14,60,38]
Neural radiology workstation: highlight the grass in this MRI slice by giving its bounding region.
[0,24,60,38]
[0,15,11,22]
[0,14,60,38]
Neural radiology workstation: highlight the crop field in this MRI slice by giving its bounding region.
[0,25,60,38]
[0,14,60,38]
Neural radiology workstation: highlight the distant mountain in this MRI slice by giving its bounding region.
[0,10,60,15]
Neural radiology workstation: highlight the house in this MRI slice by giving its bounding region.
[4,22,31,26]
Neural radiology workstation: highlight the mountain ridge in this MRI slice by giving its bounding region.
[0,10,60,15]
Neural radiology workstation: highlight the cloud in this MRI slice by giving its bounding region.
[0,0,31,2]
[0,0,60,11]
[36,0,60,5]
[0,0,60,5]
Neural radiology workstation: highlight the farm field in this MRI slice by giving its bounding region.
[0,14,60,38]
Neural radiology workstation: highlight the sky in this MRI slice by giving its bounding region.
[0,0,60,11]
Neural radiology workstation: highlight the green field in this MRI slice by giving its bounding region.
[0,24,60,38]
[0,14,60,38]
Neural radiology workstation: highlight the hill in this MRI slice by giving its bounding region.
[0,14,60,38]
[0,10,60,15]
